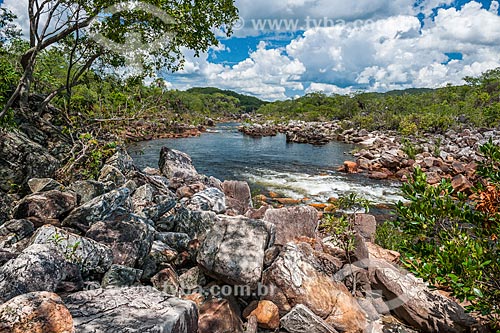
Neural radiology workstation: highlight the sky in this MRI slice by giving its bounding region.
[2,0,500,100]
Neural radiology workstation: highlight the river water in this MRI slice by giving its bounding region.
[127,123,403,204]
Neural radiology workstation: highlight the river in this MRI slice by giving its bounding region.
[127,123,403,204]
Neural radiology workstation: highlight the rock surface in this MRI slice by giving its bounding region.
[198,298,244,333]
[85,210,154,268]
[62,187,131,232]
[263,206,318,246]
[262,242,367,333]
[197,215,274,287]
[369,258,476,332]
[0,244,71,303]
[64,286,198,333]
[30,225,113,275]
[221,180,253,215]
[0,291,73,333]
[280,304,339,333]
[12,190,77,223]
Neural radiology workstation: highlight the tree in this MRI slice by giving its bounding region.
[0,0,238,119]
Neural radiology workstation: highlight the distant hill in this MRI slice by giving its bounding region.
[187,87,267,112]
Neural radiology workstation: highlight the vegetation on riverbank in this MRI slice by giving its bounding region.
[376,139,500,328]
[256,69,500,133]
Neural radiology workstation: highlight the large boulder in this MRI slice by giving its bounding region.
[263,206,318,246]
[106,148,135,175]
[86,210,154,268]
[62,187,131,232]
[159,147,198,180]
[67,180,108,204]
[98,164,126,186]
[369,258,476,332]
[0,130,60,193]
[64,286,198,333]
[170,207,218,240]
[12,190,77,225]
[197,215,274,288]
[0,291,74,333]
[30,225,113,275]
[27,178,63,193]
[187,187,226,214]
[0,244,72,303]
[262,242,367,333]
[0,219,34,248]
[221,180,253,215]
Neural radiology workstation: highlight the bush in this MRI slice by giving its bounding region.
[379,141,500,328]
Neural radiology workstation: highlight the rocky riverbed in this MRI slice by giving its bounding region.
[240,120,500,191]
[0,145,483,332]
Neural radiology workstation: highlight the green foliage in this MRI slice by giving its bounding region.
[187,87,267,112]
[380,142,500,328]
[321,193,371,257]
[401,138,421,160]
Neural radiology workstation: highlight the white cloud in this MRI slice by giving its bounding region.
[169,42,305,100]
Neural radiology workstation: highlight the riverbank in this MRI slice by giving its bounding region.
[0,145,484,332]
[239,120,500,191]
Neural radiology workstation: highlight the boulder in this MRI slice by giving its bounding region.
[198,298,244,333]
[64,286,198,333]
[366,242,400,264]
[0,192,13,225]
[101,264,143,288]
[27,178,63,193]
[280,304,339,333]
[159,147,198,180]
[12,190,77,223]
[263,206,318,246]
[62,188,131,232]
[178,266,206,291]
[30,225,114,275]
[243,300,280,330]
[170,207,218,240]
[353,214,377,242]
[0,292,73,333]
[0,130,60,193]
[85,210,154,268]
[176,182,206,198]
[98,164,126,186]
[105,148,135,175]
[155,232,192,252]
[221,180,253,215]
[342,161,359,174]
[187,187,226,214]
[67,180,108,204]
[0,219,34,248]
[262,242,367,333]
[151,266,180,295]
[140,240,178,280]
[451,174,473,193]
[197,215,274,288]
[369,258,476,332]
[0,244,72,303]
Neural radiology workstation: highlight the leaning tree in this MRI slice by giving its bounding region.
[0,0,238,119]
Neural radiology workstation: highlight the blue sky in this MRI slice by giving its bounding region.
[2,0,500,100]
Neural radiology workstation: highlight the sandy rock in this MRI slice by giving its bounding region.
[243,300,280,330]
